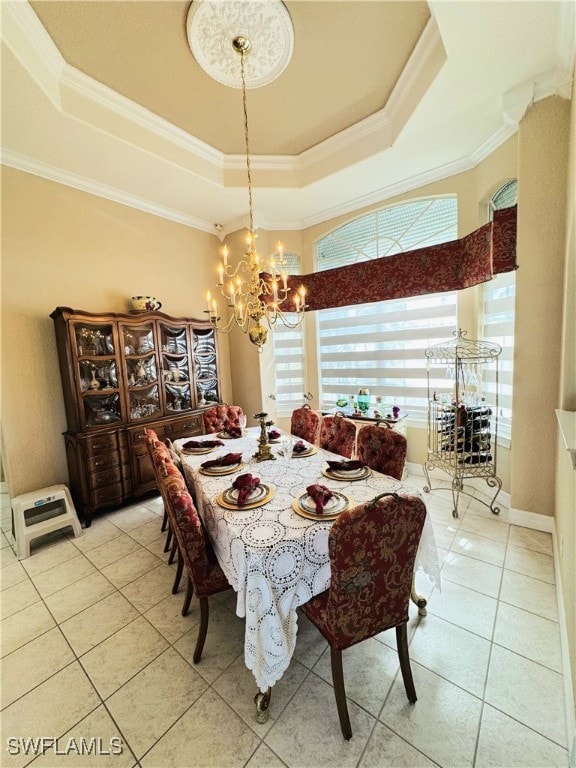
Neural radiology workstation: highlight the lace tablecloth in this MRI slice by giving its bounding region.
[175,430,440,692]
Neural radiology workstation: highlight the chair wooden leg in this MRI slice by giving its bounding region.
[164,524,173,553]
[193,596,209,664]
[181,578,193,616]
[168,536,177,565]
[330,647,352,740]
[161,507,168,532]
[396,623,417,704]
[172,549,183,594]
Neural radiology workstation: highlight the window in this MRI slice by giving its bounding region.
[316,198,458,419]
[272,251,307,414]
[481,180,517,441]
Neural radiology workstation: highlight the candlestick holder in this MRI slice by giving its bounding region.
[253,412,276,462]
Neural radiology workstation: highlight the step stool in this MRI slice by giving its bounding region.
[11,484,83,559]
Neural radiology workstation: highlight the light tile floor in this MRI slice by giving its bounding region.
[0,477,570,768]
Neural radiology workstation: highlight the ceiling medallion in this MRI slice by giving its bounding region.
[187,0,294,89]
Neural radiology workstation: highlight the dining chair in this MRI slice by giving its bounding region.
[145,429,183,592]
[202,403,244,434]
[158,458,232,663]
[290,403,321,444]
[318,414,357,458]
[356,422,407,480]
[301,492,427,739]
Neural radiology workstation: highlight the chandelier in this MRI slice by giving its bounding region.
[186,1,305,351]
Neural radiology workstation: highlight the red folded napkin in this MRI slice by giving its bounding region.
[223,421,242,438]
[183,439,224,449]
[326,459,366,473]
[293,440,308,454]
[268,429,281,440]
[306,483,333,514]
[232,473,261,505]
[201,452,242,469]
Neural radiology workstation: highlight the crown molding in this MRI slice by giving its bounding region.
[1,0,65,107]
[1,149,215,234]
[1,0,443,190]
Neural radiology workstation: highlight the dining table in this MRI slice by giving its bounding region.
[174,427,440,721]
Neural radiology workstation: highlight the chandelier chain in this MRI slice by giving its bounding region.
[240,50,254,235]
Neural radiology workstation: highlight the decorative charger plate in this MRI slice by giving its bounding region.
[216,431,248,439]
[321,465,371,481]
[292,445,318,458]
[292,490,351,521]
[180,444,218,455]
[199,462,244,476]
[217,484,275,510]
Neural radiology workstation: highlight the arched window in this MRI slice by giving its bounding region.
[315,198,458,418]
[481,180,518,441]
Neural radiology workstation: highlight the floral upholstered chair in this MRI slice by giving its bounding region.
[145,428,180,575]
[290,404,321,444]
[301,492,427,739]
[318,414,357,458]
[356,422,407,480]
[202,404,244,434]
[157,449,231,663]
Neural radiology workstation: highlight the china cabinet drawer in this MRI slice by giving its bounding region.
[168,415,202,436]
[89,466,122,490]
[129,423,169,444]
[90,484,123,507]
[88,453,120,473]
[85,433,119,456]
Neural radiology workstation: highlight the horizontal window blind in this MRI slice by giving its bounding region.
[481,271,515,438]
[272,251,306,414]
[316,198,458,419]
[483,180,517,440]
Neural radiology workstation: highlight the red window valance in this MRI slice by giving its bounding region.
[284,205,517,312]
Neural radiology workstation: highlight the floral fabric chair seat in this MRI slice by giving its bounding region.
[356,423,407,480]
[202,404,244,434]
[318,414,357,458]
[290,404,321,444]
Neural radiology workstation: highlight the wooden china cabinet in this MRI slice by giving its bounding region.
[51,307,222,525]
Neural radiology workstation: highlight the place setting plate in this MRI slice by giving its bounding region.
[180,444,220,455]
[291,444,318,458]
[217,483,275,510]
[292,490,352,521]
[321,464,372,481]
[199,461,245,477]
[216,431,248,439]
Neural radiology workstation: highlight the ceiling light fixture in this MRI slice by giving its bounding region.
[187,1,306,351]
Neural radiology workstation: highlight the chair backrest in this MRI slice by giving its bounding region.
[202,404,244,434]
[319,414,357,458]
[146,432,216,597]
[322,493,427,650]
[356,423,407,480]
[291,404,321,444]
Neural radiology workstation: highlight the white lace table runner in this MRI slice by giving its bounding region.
[176,430,440,692]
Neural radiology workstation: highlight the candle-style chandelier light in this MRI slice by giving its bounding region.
[204,34,307,351]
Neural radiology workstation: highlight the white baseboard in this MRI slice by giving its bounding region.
[509,506,555,533]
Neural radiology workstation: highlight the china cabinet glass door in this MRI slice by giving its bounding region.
[73,321,122,427]
[159,323,192,412]
[121,323,161,421]
[192,328,220,406]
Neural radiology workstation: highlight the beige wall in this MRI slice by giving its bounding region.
[511,97,570,516]
[555,70,576,729]
[1,167,232,497]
